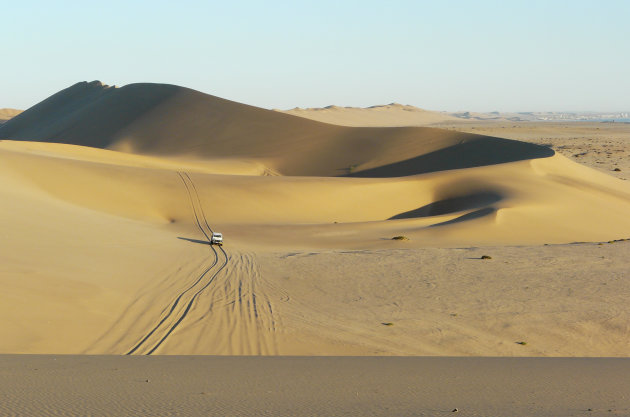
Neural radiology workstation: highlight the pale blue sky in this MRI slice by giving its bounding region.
[2,0,628,111]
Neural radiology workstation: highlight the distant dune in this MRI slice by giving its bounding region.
[0,108,21,123]
[1,81,630,356]
[280,105,629,125]
[279,103,461,126]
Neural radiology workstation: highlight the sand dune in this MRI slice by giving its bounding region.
[1,81,630,355]
[280,102,630,179]
[0,81,552,177]
[279,103,461,126]
[0,108,21,123]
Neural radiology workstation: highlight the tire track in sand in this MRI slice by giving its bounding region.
[185,250,279,355]
[126,172,225,355]
[127,171,278,355]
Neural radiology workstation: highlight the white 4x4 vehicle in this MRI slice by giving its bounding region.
[211,232,223,246]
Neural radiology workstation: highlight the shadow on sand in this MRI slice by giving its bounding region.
[177,237,211,245]
[345,137,554,178]
[429,207,497,227]
[389,191,503,220]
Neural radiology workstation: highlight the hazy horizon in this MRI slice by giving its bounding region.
[5,82,629,115]
[2,0,628,112]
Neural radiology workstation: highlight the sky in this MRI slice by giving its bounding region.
[1,0,628,112]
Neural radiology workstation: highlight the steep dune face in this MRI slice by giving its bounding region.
[0,82,183,149]
[0,81,553,177]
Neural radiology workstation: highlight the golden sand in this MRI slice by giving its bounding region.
[1,82,629,356]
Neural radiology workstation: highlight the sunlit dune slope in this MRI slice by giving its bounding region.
[0,108,21,123]
[0,81,553,177]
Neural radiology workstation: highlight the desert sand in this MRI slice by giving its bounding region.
[1,81,629,414]
[0,108,21,123]
[2,355,629,416]
[1,81,630,356]
[280,103,461,126]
